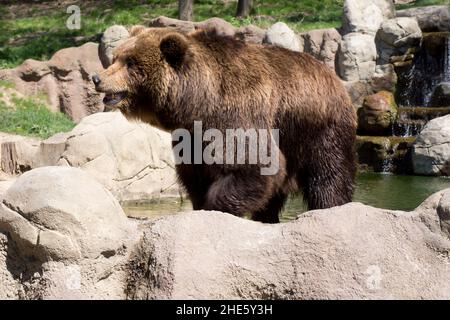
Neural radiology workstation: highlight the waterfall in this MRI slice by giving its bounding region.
[445,36,450,82]
[396,33,450,108]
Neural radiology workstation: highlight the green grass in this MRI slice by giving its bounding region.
[0,97,75,139]
[0,0,449,69]
[0,80,15,89]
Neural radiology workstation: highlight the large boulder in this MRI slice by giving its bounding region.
[99,25,130,68]
[235,25,266,44]
[301,28,342,70]
[413,114,450,176]
[2,187,450,299]
[194,18,236,37]
[430,82,450,107]
[358,91,398,135]
[343,0,395,35]
[338,33,377,81]
[263,22,302,52]
[39,112,179,202]
[0,133,40,175]
[397,5,450,32]
[149,16,236,37]
[376,17,422,65]
[0,167,133,263]
[149,16,196,34]
[0,43,104,123]
[0,112,180,202]
[127,195,450,299]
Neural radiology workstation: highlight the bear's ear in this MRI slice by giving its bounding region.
[160,33,189,69]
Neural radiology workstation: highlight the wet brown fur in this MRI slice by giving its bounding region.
[96,28,357,223]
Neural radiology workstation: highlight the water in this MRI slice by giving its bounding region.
[122,173,450,222]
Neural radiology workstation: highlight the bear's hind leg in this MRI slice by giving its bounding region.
[251,191,287,224]
[202,171,274,218]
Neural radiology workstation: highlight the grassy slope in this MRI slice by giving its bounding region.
[0,0,448,69]
[0,82,75,139]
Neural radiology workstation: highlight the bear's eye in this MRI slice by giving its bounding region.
[126,58,135,69]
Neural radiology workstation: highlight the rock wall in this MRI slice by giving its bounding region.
[0,43,104,123]
[0,166,449,299]
[0,112,180,202]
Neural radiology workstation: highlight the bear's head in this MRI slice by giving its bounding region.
[93,27,190,127]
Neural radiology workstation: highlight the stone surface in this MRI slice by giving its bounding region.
[343,81,374,109]
[99,25,130,68]
[43,112,179,202]
[302,28,342,70]
[397,5,450,32]
[0,166,133,263]
[235,25,266,44]
[356,136,413,173]
[194,17,236,37]
[413,114,450,176]
[149,16,196,34]
[338,33,377,81]
[376,17,422,65]
[263,22,302,52]
[149,16,236,37]
[358,91,398,135]
[370,64,398,93]
[343,0,396,35]
[0,43,104,122]
[2,187,450,299]
[0,133,40,175]
[127,197,450,299]
[430,82,450,107]
[1,112,180,202]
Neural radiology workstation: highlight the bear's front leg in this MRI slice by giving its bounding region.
[202,168,277,219]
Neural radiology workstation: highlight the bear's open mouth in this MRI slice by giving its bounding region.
[103,92,127,107]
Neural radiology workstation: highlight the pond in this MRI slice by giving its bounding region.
[122,173,450,222]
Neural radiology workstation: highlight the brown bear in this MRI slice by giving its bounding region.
[93,27,357,223]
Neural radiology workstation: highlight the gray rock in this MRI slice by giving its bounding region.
[2,188,450,299]
[43,112,180,202]
[263,22,302,52]
[127,198,450,299]
[0,166,133,263]
[430,82,450,107]
[376,17,422,65]
[338,33,377,81]
[358,91,398,135]
[1,113,180,202]
[99,25,130,68]
[194,18,236,37]
[302,28,342,70]
[397,5,450,32]
[370,64,398,93]
[413,114,450,176]
[0,43,104,122]
[343,80,374,109]
[149,16,196,34]
[235,25,266,44]
[343,0,396,35]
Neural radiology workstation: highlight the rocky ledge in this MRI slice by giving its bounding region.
[1,166,449,299]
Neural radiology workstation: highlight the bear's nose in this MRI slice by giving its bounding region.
[92,74,101,86]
